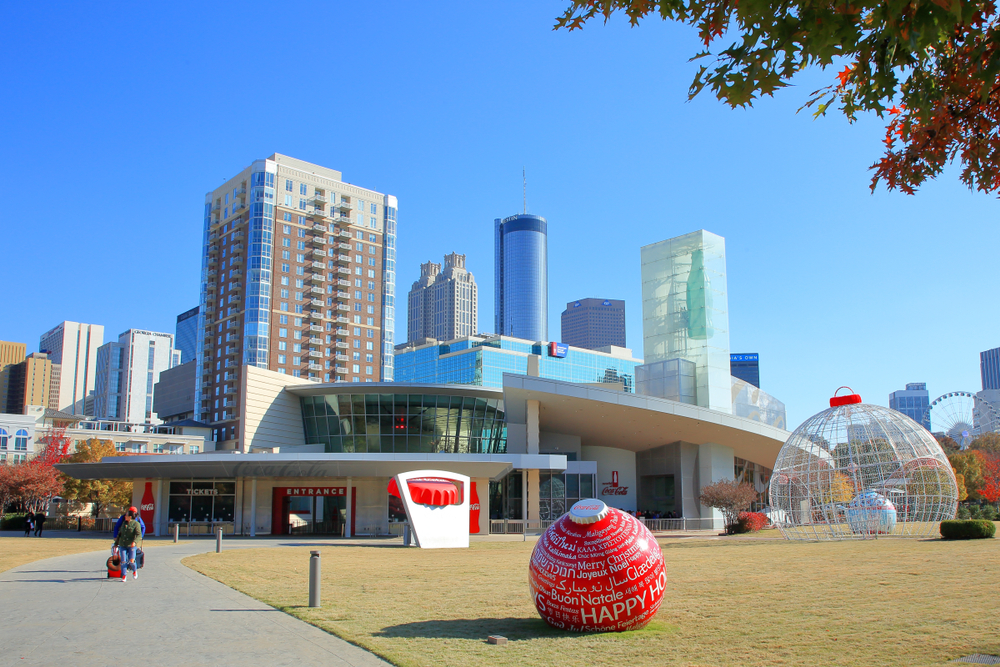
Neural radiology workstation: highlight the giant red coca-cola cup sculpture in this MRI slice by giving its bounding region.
[528,499,666,632]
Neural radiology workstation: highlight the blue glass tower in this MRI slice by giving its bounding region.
[495,214,547,341]
[174,306,199,364]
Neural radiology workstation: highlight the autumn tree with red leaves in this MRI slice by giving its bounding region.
[555,0,1000,194]
[977,450,1000,505]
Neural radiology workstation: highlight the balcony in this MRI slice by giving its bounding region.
[312,223,328,233]
[310,298,323,306]
[232,243,244,252]
[307,350,322,358]
[232,202,245,214]
[338,279,351,286]
[309,286,324,294]
[336,291,350,299]
[309,324,324,332]
[336,316,349,324]
[230,268,242,277]
[224,386,237,395]
[309,235,327,246]
[309,337,323,345]
[209,232,217,241]
[230,255,243,265]
[336,353,349,362]
[335,304,349,312]
[335,366,349,374]
[335,328,349,336]
[212,202,221,212]
[337,267,351,275]
[336,242,351,250]
[230,294,242,302]
[310,248,327,258]
[204,304,215,313]
[307,274,324,285]
[335,342,349,349]
[335,200,352,211]
[209,244,218,253]
[310,194,327,204]
[310,261,325,269]
[307,362,323,371]
[308,311,323,321]
[337,230,351,238]
[232,230,244,239]
[235,186,246,196]
[334,253,350,263]
[310,208,327,220]
[208,269,217,277]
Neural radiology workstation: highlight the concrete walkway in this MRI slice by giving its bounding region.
[0,535,390,667]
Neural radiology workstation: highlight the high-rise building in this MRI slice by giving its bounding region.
[5,352,58,414]
[889,382,931,430]
[197,154,398,449]
[495,214,547,340]
[38,321,104,415]
[0,341,27,412]
[730,353,760,388]
[560,298,626,350]
[981,347,1000,390]
[407,252,477,343]
[94,329,181,424]
[175,306,200,363]
[640,230,731,413]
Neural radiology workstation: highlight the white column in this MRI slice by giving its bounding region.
[234,476,243,535]
[346,477,353,538]
[526,399,540,455]
[521,469,527,521]
[249,477,257,537]
[154,479,163,537]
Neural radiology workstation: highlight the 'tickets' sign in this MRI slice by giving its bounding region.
[469,482,480,534]
[139,481,155,529]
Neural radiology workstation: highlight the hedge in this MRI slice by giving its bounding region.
[1,513,30,530]
[939,520,996,540]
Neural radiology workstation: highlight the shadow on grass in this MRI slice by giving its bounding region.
[375,617,677,641]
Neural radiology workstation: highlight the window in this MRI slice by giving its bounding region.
[297,241,305,250]
[283,224,291,234]
[355,278,362,287]
[296,266,304,275]
[297,228,306,238]
[369,233,377,242]
[279,315,288,324]
[294,305,303,314]
[0,428,6,449]
[295,279,304,288]
[368,269,375,278]
[278,354,286,363]
[367,293,375,302]
[353,364,360,373]
[299,199,306,210]
[285,194,293,206]
[356,230,363,239]
[282,250,290,260]
[366,329,374,338]
[300,183,307,195]
[280,276,289,286]
[283,213,292,222]
[278,341,287,351]
[368,245,375,254]
[366,366,373,375]
[355,290,362,299]
[370,203,377,215]
[280,302,288,311]
[293,343,302,353]
[369,258,376,266]
[293,356,301,365]
[281,263,290,272]
[368,281,375,290]
[366,341,374,350]
[353,340,361,348]
[14,429,28,451]
[366,353,373,363]
[286,179,293,192]
[295,292,303,301]
[282,238,290,247]
[367,305,375,314]
[293,330,302,339]
[279,328,287,337]
[353,352,361,361]
[296,254,305,262]
[356,242,363,251]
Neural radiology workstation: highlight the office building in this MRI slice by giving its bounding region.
[982,347,1000,390]
[641,230,731,413]
[38,321,104,415]
[889,382,931,430]
[560,298,626,351]
[58,368,789,535]
[5,352,59,414]
[0,341,27,412]
[175,307,200,363]
[395,334,641,391]
[94,329,181,424]
[407,253,477,344]
[730,353,760,388]
[197,154,398,449]
[153,360,197,423]
[495,214,547,340]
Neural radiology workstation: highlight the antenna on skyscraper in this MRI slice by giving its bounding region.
[523,167,526,214]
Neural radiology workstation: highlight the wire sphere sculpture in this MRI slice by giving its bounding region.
[770,388,958,540]
[922,391,1000,450]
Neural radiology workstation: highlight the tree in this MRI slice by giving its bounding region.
[555,0,1000,194]
[977,451,1000,504]
[969,432,1000,455]
[699,479,758,528]
[936,434,961,454]
[949,450,986,500]
[59,439,132,518]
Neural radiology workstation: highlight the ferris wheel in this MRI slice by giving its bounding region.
[923,391,1000,450]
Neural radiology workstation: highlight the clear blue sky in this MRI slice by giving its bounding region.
[1,2,996,427]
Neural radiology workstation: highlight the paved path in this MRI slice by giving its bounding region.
[0,536,390,667]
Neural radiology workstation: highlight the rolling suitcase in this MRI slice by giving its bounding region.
[107,547,122,579]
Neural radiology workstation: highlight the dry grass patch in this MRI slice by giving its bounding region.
[0,536,184,573]
[184,536,1000,667]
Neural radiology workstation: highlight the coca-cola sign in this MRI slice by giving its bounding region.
[139,481,155,529]
[601,470,629,496]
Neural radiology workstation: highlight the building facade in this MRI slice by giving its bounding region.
[38,321,104,415]
[407,252,477,343]
[175,307,200,364]
[982,347,1000,391]
[196,154,398,449]
[0,341,27,412]
[5,352,58,414]
[495,214,547,340]
[889,382,931,430]
[641,230,731,414]
[730,353,760,388]
[153,360,196,423]
[560,298,626,351]
[395,334,642,392]
[94,329,181,424]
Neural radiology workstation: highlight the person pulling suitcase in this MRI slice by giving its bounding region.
[114,509,142,582]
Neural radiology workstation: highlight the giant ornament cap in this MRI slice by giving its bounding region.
[568,499,610,524]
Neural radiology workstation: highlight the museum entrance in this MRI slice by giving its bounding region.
[272,486,348,536]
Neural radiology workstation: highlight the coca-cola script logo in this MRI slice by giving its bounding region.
[601,471,629,496]
[140,503,154,511]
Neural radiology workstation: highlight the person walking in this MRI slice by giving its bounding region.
[113,507,145,540]
[23,512,34,537]
[33,512,46,537]
[114,509,142,582]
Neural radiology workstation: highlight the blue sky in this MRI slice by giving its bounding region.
[1,2,996,427]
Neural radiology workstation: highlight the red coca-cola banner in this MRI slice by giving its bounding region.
[139,481,155,530]
[469,482,480,534]
[528,502,666,632]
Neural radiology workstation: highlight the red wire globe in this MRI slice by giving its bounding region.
[528,499,666,632]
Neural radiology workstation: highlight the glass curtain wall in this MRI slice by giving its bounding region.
[539,472,595,521]
[300,393,507,454]
[167,480,236,523]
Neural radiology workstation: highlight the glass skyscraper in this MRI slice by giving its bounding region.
[174,307,199,364]
[981,347,1000,390]
[730,353,760,388]
[889,382,931,430]
[495,214,547,340]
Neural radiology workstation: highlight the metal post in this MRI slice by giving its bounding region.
[216,527,222,553]
[77,517,81,532]
[308,551,321,607]
[173,523,179,543]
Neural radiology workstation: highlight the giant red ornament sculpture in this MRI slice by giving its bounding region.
[528,499,666,632]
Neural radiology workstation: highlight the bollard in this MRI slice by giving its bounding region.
[77,517,82,532]
[216,527,222,553]
[173,523,179,543]
[309,551,321,607]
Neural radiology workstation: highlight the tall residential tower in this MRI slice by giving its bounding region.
[197,154,398,449]
[495,214,547,341]
[407,252,477,343]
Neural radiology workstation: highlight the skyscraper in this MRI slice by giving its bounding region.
[407,252,478,343]
[94,329,180,424]
[889,382,931,430]
[5,352,58,414]
[495,214,547,340]
[38,321,104,415]
[640,230,731,413]
[981,346,1000,390]
[0,341,27,412]
[560,298,626,350]
[730,353,760,388]
[197,154,398,449]
[175,306,200,363]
